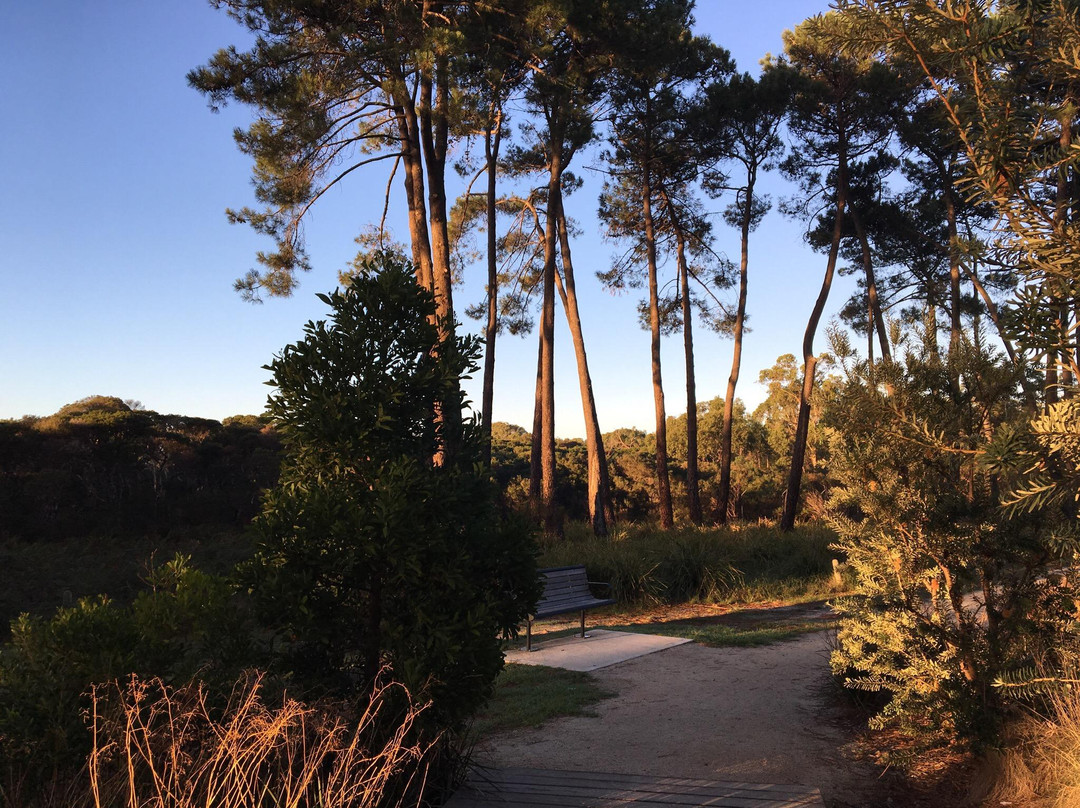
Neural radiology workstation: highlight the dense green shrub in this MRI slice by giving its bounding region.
[0,556,254,797]
[825,338,1079,752]
[245,256,539,728]
[1,259,542,800]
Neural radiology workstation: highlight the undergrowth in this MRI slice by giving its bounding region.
[538,521,840,606]
[0,672,441,808]
[985,675,1080,807]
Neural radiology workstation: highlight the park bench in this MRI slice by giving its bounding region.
[526,565,616,651]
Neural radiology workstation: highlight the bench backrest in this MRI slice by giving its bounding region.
[538,565,594,610]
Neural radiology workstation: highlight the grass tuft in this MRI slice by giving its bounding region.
[987,673,1080,807]
[469,664,615,739]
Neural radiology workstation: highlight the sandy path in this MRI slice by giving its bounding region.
[475,632,884,807]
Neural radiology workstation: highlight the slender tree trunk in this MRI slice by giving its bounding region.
[675,228,702,524]
[419,70,454,335]
[966,265,1037,406]
[944,172,966,481]
[1054,111,1074,402]
[418,67,460,463]
[481,120,502,465]
[538,142,561,533]
[393,98,434,292]
[850,206,890,363]
[719,182,753,524]
[782,143,848,532]
[554,195,614,535]
[944,184,963,363]
[1074,166,1080,398]
[925,302,941,363]
[642,135,673,529]
[530,335,543,508]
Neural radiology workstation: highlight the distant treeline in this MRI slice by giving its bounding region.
[0,397,281,540]
[2,377,818,539]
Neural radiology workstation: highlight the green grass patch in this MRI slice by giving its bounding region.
[613,619,836,648]
[469,664,615,738]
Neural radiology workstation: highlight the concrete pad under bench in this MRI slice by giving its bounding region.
[505,629,691,672]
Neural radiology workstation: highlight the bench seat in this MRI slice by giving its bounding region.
[527,565,615,651]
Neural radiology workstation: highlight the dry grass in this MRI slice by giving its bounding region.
[84,673,439,808]
[986,687,1080,808]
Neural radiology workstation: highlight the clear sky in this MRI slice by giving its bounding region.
[1,1,843,437]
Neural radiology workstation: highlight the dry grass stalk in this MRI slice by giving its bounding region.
[986,679,1080,807]
[87,672,439,808]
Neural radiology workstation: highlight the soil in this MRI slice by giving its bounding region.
[475,603,977,808]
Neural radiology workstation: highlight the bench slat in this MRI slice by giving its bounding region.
[526,565,615,651]
[533,565,614,620]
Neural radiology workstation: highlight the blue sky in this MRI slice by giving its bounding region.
[1,1,842,437]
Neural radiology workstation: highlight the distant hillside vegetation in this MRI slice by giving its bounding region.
[0,396,281,540]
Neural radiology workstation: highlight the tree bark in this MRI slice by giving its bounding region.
[642,126,673,529]
[418,64,460,463]
[1053,109,1074,402]
[538,141,561,533]
[674,228,702,524]
[392,95,434,293]
[944,183,963,363]
[849,205,890,363]
[719,181,753,524]
[782,142,848,532]
[481,118,502,466]
[529,333,543,509]
[553,193,613,536]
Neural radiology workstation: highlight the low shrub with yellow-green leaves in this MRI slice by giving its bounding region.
[825,338,1080,754]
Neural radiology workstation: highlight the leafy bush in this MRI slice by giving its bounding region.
[0,556,254,801]
[245,255,539,728]
[825,339,1079,751]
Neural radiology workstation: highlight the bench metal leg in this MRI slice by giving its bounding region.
[580,609,586,639]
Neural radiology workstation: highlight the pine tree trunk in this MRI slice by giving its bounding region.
[420,73,454,333]
[1054,110,1074,402]
[418,68,460,463]
[393,98,434,293]
[782,143,848,532]
[966,266,1036,404]
[554,196,614,535]
[642,136,673,529]
[850,206,890,363]
[944,184,963,363]
[675,229,701,525]
[718,181,753,524]
[481,122,502,466]
[538,145,561,534]
[530,335,543,510]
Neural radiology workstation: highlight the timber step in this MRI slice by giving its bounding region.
[445,766,824,808]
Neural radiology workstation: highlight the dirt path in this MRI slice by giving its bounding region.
[475,630,888,807]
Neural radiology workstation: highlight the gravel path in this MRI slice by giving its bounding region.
[475,631,888,807]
